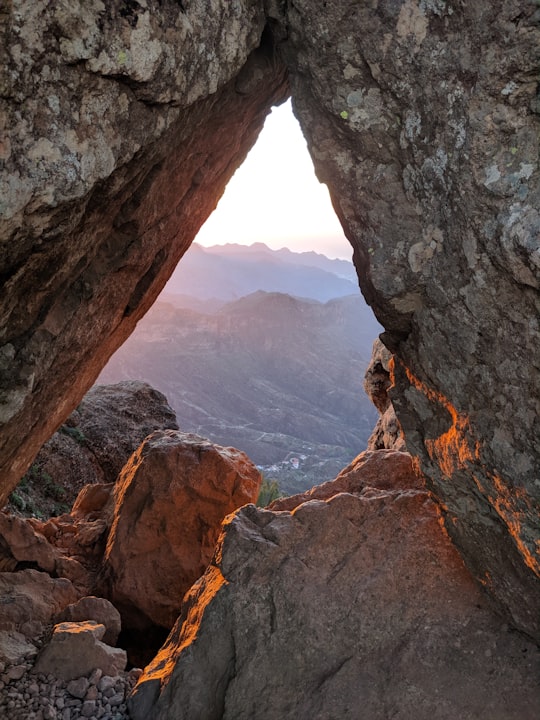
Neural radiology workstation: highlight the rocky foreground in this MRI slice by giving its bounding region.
[1,407,538,720]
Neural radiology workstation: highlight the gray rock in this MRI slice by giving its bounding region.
[0,631,37,665]
[130,490,540,720]
[32,622,126,682]
[66,677,89,700]
[271,0,540,639]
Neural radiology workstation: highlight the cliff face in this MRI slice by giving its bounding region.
[1,0,539,641]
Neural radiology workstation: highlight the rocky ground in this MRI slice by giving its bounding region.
[0,654,140,720]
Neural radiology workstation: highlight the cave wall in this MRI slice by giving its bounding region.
[1,1,539,639]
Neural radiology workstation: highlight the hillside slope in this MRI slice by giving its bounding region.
[98,292,380,493]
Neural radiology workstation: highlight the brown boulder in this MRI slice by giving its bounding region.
[102,430,261,629]
[74,382,179,484]
[129,489,540,720]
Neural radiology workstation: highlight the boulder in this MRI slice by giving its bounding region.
[0,511,57,573]
[74,382,179,485]
[129,490,540,720]
[0,569,78,633]
[6,382,178,519]
[56,596,121,646]
[32,621,126,682]
[102,430,261,629]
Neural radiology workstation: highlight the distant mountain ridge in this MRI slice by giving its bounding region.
[163,242,359,303]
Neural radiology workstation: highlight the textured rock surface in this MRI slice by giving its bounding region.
[0,569,79,633]
[0,1,288,503]
[129,484,540,720]
[102,430,261,629]
[271,0,540,638]
[32,621,126,683]
[363,339,406,451]
[1,0,539,642]
[56,596,121,647]
[5,381,179,519]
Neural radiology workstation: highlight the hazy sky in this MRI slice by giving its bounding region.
[195,100,352,260]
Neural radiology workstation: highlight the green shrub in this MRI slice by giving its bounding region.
[257,476,281,507]
[9,491,26,512]
[59,425,86,445]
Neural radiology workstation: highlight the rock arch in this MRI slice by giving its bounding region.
[1,2,539,639]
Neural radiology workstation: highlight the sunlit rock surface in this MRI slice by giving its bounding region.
[1,0,539,641]
[101,430,261,630]
[129,458,540,720]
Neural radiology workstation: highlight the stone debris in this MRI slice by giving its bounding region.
[0,657,139,720]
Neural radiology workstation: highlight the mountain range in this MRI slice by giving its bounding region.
[99,243,382,493]
[163,242,358,304]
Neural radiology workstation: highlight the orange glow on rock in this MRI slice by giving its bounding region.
[135,565,228,690]
[402,365,479,477]
[401,363,539,577]
[489,472,540,576]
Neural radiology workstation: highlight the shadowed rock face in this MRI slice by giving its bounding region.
[1,1,539,641]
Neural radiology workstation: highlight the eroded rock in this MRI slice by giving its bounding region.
[363,339,406,451]
[0,569,79,633]
[129,482,540,720]
[101,430,261,630]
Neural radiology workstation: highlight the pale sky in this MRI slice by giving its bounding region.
[195,100,353,260]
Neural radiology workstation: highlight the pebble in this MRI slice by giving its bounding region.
[0,656,141,720]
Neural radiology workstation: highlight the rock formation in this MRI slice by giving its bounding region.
[6,381,178,518]
[101,430,261,630]
[32,621,127,683]
[0,1,288,505]
[1,0,539,644]
[129,456,540,720]
[363,339,406,451]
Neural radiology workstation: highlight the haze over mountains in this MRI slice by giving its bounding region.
[99,243,381,493]
[164,242,358,305]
